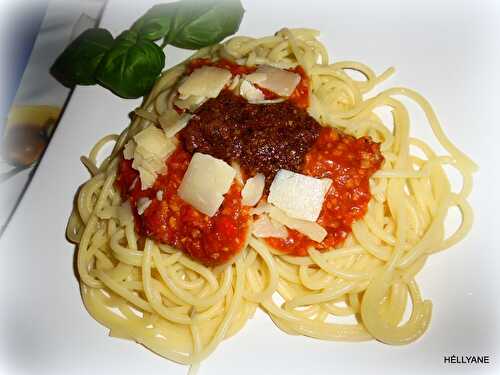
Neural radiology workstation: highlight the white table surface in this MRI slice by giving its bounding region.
[1,0,499,374]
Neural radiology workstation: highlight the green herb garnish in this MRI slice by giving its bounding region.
[51,28,114,87]
[95,30,165,99]
[51,0,244,99]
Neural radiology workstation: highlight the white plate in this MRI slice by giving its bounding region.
[1,0,499,374]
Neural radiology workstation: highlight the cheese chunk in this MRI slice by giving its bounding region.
[246,65,300,97]
[228,74,241,90]
[244,72,266,84]
[137,197,152,215]
[252,215,288,239]
[134,125,173,158]
[123,140,135,160]
[123,125,176,190]
[240,79,265,102]
[174,95,207,112]
[178,66,232,99]
[132,152,160,178]
[268,206,327,243]
[250,202,273,216]
[241,173,265,206]
[177,153,236,217]
[159,110,193,138]
[268,169,332,222]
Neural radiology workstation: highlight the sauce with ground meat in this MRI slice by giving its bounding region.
[266,127,384,256]
[181,90,320,188]
[115,146,250,266]
[115,59,384,265]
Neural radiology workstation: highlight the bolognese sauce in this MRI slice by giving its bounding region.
[115,59,384,265]
[266,127,384,256]
[181,90,320,188]
[115,147,250,266]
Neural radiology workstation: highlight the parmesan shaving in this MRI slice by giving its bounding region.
[244,72,267,83]
[268,169,332,222]
[137,198,152,215]
[252,215,288,239]
[136,167,156,191]
[133,126,173,158]
[228,75,241,90]
[177,153,236,217]
[123,140,135,160]
[250,202,273,216]
[159,110,193,138]
[156,190,164,201]
[241,173,265,206]
[123,125,176,190]
[268,206,327,243]
[178,66,232,98]
[174,95,207,112]
[240,80,265,102]
[246,65,300,97]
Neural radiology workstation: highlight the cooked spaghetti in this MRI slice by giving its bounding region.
[67,28,476,371]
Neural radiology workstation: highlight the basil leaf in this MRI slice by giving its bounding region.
[167,0,244,49]
[95,30,165,99]
[50,1,245,100]
[134,2,179,42]
[51,28,114,87]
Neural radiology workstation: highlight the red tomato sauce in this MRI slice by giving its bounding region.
[115,146,250,266]
[266,127,384,256]
[115,59,382,263]
[288,66,309,109]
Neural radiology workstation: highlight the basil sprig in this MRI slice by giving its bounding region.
[136,0,245,49]
[51,0,244,99]
[51,28,114,87]
[95,31,165,99]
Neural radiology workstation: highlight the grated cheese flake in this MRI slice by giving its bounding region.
[252,214,288,239]
[177,153,236,217]
[178,66,232,99]
[124,125,176,190]
[159,110,193,138]
[241,173,265,206]
[137,197,152,215]
[268,205,327,243]
[246,65,300,97]
[268,169,332,222]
